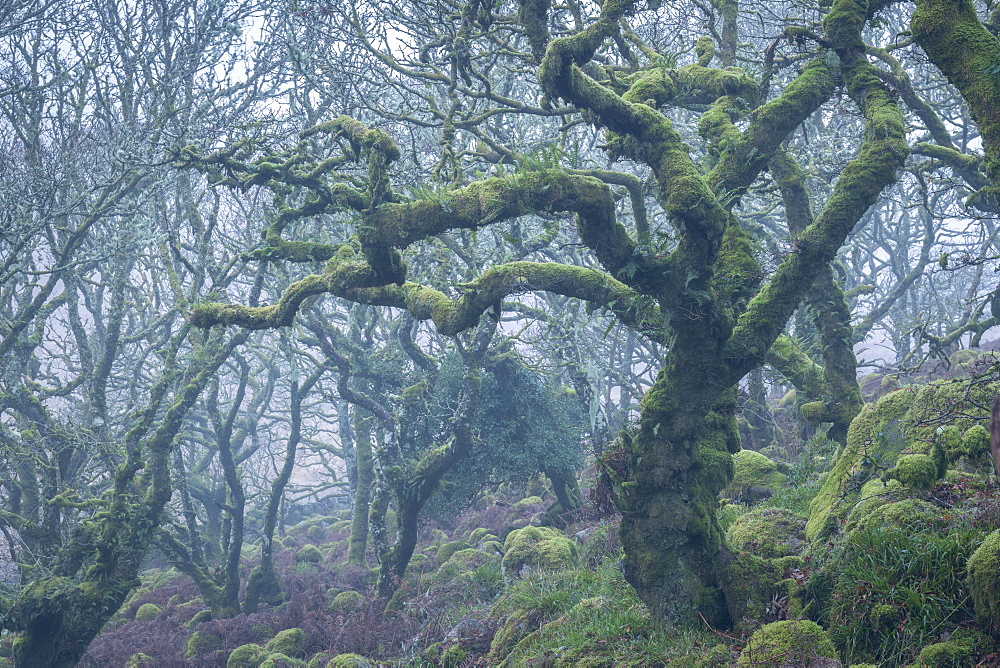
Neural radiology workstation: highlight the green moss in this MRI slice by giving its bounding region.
[187,609,213,626]
[737,620,838,665]
[265,628,307,656]
[885,454,939,491]
[469,527,490,543]
[134,603,160,621]
[295,545,323,563]
[719,552,783,628]
[428,548,498,589]
[726,507,806,558]
[501,526,578,578]
[327,590,363,615]
[125,654,155,667]
[967,529,1000,631]
[325,653,371,667]
[807,381,998,543]
[725,449,786,502]
[260,653,305,668]
[227,643,268,668]
[435,540,471,566]
[487,608,538,664]
[846,498,944,536]
[514,495,544,509]
[306,653,330,668]
[961,424,990,459]
[185,631,223,659]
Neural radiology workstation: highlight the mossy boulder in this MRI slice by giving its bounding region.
[725,450,787,503]
[469,527,490,543]
[328,590,363,614]
[125,654,156,667]
[435,540,471,565]
[228,644,268,668]
[265,628,307,656]
[885,453,939,491]
[134,603,161,621]
[807,381,998,543]
[695,644,736,667]
[187,609,213,626]
[306,654,330,668]
[737,620,839,666]
[428,548,497,589]
[185,631,223,659]
[326,654,371,667]
[718,552,784,629]
[306,525,325,540]
[296,544,323,563]
[501,526,577,578]
[967,529,1000,632]
[845,498,944,536]
[487,608,539,664]
[726,507,806,558]
[513,495,544,510]
[912,628,990,665]
[260,653,305,668]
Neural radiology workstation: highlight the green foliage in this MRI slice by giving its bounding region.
[813,524,984,665]
[419,352,586,513]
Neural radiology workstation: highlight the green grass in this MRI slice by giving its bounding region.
[818,524,985,665]
[496,562,726,666]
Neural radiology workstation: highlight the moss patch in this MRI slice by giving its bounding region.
[501,526,577,578]
[967,529,1000,633]
[726,507,806,559]
[737,620,838,665]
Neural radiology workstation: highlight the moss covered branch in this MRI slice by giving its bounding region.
[912,0,1000,196]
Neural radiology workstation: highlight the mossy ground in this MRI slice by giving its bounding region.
[73,387,1000,667]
